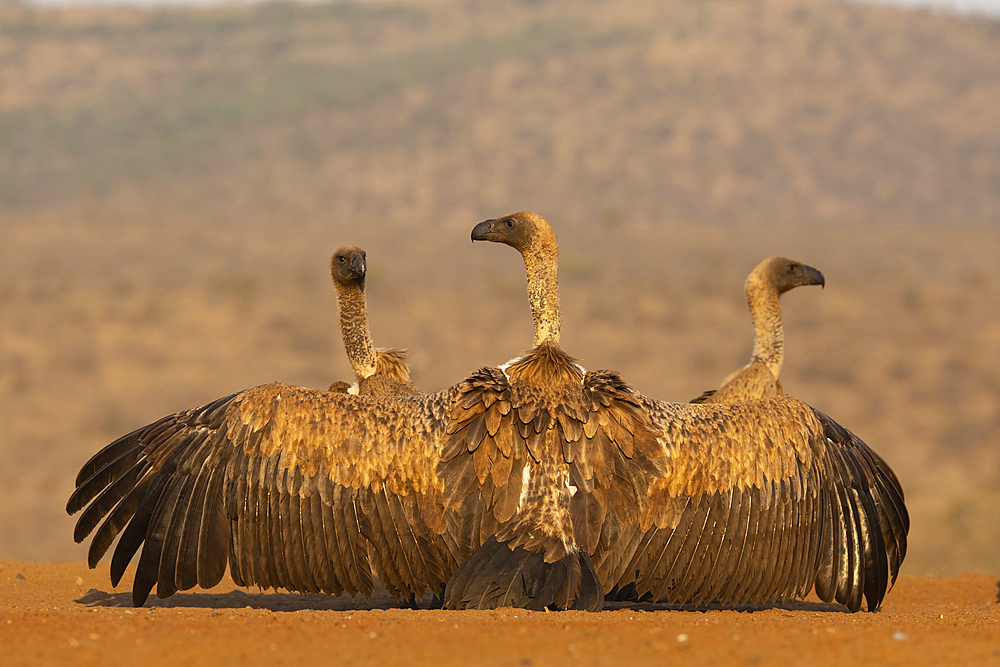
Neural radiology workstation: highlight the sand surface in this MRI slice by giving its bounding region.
[2,561,997,667]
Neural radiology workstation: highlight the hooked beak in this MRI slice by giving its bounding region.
[351,253,366,277]
[804,264,825,289]
[471,219,498,242]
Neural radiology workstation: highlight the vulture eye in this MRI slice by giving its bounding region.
[338,256,346,263]
[506,219,514,228]
[787,264,798,273]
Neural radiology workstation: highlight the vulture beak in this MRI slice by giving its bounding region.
[804,264,825,289]
[351,253,366,277]
[471,219,498,242]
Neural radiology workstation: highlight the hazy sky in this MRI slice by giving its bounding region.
[20,0,1000,16]
[860,0,1000,14]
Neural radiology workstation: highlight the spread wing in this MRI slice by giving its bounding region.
[67,382,467,606]
[592,394,908,612]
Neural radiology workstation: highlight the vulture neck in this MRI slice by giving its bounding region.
[522,242,561,348]
[334,280,378,383]
[745,274,784,379]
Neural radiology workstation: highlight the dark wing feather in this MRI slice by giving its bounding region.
[69,450,141,537]
[706,486,753,602]
[195,463,229,590]
[776,472,811,600]
[819,411,908,588]
[671,491,731,603]
[175,463,210,591]
[569,488,605,553]
[108,471,163,590]
[762,479,794,600]
[82,459,153,566]
[279,471,313,593]
[631,496,704,599]
[728,486,765,605]
[654,494,714,603]
[814,474,840,604]
[255,454,281,590]
[746,479,780,603]
[688,389,717,404]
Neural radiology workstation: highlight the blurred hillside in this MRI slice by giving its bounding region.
[0,0,998,579]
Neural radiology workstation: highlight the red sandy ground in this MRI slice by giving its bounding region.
[1,561,996,667]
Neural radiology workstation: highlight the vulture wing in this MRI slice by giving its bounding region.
[67,383,469,606]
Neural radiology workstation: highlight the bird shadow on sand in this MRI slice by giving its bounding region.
[74,587,846,614]
[605,598,849,613]
[74,587,433,612]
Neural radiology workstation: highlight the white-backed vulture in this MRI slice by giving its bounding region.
[328,246,420,397]
[691,256,824,404]
[66,213,907,614]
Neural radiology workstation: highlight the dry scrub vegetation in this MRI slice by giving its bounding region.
[0,0,998,580]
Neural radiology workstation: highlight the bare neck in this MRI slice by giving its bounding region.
[745,276,783,378]
[523,243,561,347]
[334,281,378,382]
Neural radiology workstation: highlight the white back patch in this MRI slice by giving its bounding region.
[518,463,531,508]
[498,355,528,378]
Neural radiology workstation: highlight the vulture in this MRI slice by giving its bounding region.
[692,256,825,404]
[327,246,420,397]
[67,213,907,614]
